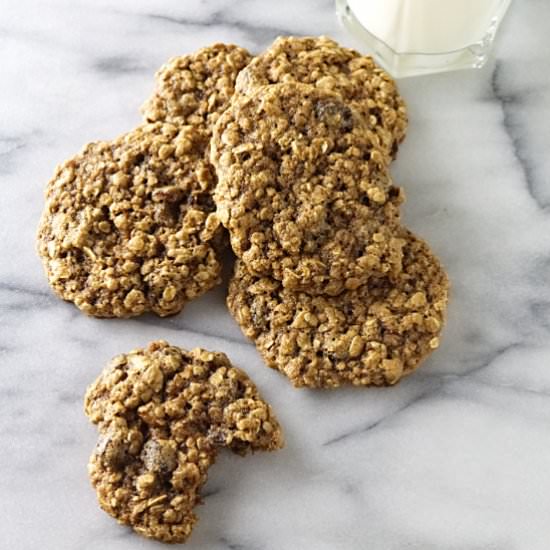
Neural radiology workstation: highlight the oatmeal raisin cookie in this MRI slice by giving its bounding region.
[85,340,283,543]
[227,231,448,388]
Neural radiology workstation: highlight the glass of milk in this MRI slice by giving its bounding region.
[336,0,512,77]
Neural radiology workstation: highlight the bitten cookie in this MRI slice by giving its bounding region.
[227,231,449,388]
[211,81,404,296]
[142,43,252,128]
[235,36,407,158]
[85,340,283,544]
[37,123,223,318]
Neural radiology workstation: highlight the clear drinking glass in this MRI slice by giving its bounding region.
[336,0,513,78]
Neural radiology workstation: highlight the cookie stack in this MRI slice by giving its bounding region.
[215,37,449,389]
[37,36,448,389]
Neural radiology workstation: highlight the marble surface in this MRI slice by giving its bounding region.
[1,1,550,548]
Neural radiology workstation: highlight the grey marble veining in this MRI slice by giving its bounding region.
[1,1,550,548]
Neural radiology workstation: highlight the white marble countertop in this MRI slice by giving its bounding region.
[2,1,550,548]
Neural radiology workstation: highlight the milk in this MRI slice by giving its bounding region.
[338,0,512,76]
[347,0,506,53]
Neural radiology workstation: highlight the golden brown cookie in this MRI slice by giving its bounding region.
[142,43,252,128]
[211,81,404,296]
[38,44,253,317]
[227,231,449,389]
[235,36,407,157]
[85,340,283,544]
[37,122,224,318]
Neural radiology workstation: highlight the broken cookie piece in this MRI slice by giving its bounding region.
[84,340,283,543]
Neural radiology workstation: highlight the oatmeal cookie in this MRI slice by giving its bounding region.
[211,81,404,296]
[85,340,283,544]
[227,231,449,388]
[142,43,252,128]
[37,122,224,318]
[235,36,407,157]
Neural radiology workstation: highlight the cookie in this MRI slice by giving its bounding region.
[37,122,224,318]
[211,81,405,296]
[235,36,407,158]
[38,44,253,317]
[227,231,449,388]
[142,43,252,128]
[85,340,283,544]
